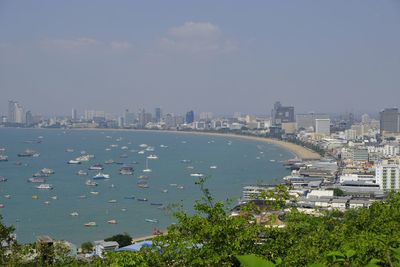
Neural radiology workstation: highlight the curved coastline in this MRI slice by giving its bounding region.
[69,128,321,161]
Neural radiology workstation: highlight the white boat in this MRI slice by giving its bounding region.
[77,170,88,176]
[270,159,276,162]
[190,173,205,177]
[51,196,57,200]
[92,172,110,179]
[160,145,168,148]
[89,164,103,170]
[145,218,159,223]
[70,212,79,216]
[36,184,53,190]
[177,185,184,190]
[142,159,152,173]
[108,199,117,203]
[76,155,90,161]
[0,155,8,162]
[145,146,155,152]
[108,219,118,224]
[85,180,98,186]
[84,222,97,227]
[210,166,217,169]
[121,146,129,150]
[139,144,148,148]
[162,189,168,193]
[41,168,54,174]
[110,144,118,148]
[147,154,158,160]
[68,159,81,164]
[65,148,74,152]
[138,150,145,154]
[90,191,99,195]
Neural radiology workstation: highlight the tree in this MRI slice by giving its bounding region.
[0,215,17,265]
[81,242,93,253]
[105,233,132,247]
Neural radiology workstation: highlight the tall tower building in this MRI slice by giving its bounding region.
[271,101,294,126]
[72,108,78,121]
[154,108,162,123]
[8,100,17,123]
[185,110,194,124]
[380,108,400,134]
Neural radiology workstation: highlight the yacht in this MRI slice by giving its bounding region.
[70,212,79,216]
[139,144,148,148]
[210,166,217,169]
[137,198,148,202]
[92,172,110,179]
[147,154,158,160]
[90,191,99,195]
[0,177,7,182]
[68,159,81,164]
[76,155,90,161]
[41,168,55,175]
[85,180,98,186]
[108,199,117,203]
[119,166,134,175]
[142,159,152,173]
[145,218,158,223]
[65,148,74,152]
[28,178,46,183]
[36,184,53,190]
[104,159,114,164]
[0,155,8,162]
[138,150,145,154]
[190,173,205,177]
[89,164,103,170]
[84,222,97,227]
[18,149,36,157]
[107,219,118,224]
[121,146,128,150]
[145,146,155,152]
[77,170,88,176]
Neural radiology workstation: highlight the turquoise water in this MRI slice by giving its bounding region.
[0,128,291,245]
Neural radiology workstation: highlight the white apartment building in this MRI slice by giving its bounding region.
[375,159,400,190]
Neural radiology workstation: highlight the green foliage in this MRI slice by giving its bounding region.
[236,254,277,267]
[104,233,132,247]
[81,241,93,253]
[104,251,148,267]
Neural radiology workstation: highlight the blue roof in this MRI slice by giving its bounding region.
[115,240,153,252]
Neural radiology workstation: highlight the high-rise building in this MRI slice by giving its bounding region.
[72,108,78,121]
[375,159,400,191]
[8,100,24,123]
[296,113,330,131]
[361,113,370,124]
[123,109,136,126]
[185,110,194,124]
[138,109,151,128]
[315,119,330,135]
[25,110,34,126]
[199,112,213,121]
[155,108,162,123]
[380,108,400,134]
[271,101,294,126]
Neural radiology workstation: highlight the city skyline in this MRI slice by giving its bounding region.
[1,1,400,115]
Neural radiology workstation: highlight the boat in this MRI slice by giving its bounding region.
[142,159,152,173]
[119,153,128,158]
[89,164,103,170]
[0,177,7,182]
[270,159,276,162]
[177,185,184,190]
[43,201,50,205]
[84,222,97,227]
[28,178,46,183]
[4,195,11,199]
[41,168,54,175]
[162,189,168,193]
[110,144,118,148]
[76,155,90,161]
[104,159,114,164]
[85,180,98,186]
[210,166,217,169]
[137,198,148,202]
[51,196,57,200]
[78,195,87,199]
[147,154,158,160]
[145,146,155,152]
[138,183,149,189]
[190,173,205,177]
[0,155,8,162]
[68,160,81,164]
[181,159,192,163]
[145,218,159,223]
[32,172,49,178]
[108,199,117,203]
[119,167,134,175]
[77,170,88,176]
[70,212,79,216]
[32,195,38,199]
[90,191,99,195]
[36,184,53,190]
[92,172,110,179]
[160,145,168,148]
[0,204,4,208]
[65,148,74,152]
[139,144,148,148]
[121,146,128,150]
[18,149,37,157]
[107,219,118,224]
[138,150,145,154]
[138,175,148,179]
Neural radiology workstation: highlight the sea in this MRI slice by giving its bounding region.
[0,128,292,245]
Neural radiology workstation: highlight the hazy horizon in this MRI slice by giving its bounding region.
[1,1,399,116]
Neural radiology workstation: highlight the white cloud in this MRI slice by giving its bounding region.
[160,22,237,54]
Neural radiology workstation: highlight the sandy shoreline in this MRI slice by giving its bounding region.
[68,128,321,161]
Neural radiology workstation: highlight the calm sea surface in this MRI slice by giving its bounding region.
[0,128,291,245]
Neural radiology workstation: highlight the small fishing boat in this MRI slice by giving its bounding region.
[84,222,97,227]
[70,212,79,216]
[108,199,117,203]
[137,198,148,202]
[107,219,118,224]
[145,218,158,223]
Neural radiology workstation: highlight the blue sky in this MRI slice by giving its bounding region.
[0,1,399,116]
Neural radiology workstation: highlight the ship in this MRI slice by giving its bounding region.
[92,172,110,179]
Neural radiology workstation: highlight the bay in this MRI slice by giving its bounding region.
[0,128,291,245]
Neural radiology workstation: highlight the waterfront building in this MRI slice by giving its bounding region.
[199,112,213,121]
[123,109,135,127]
[25,110,34,126]
[271,101,294,126]
[154,107,162,123]
[71,108,78,121]
[315,119,330,136]
[185,110,194,124]
[380,108,400,134]
[8,100,25,124]
[84,110,105,121]
[296,113,330,131]
[375,158,400,191]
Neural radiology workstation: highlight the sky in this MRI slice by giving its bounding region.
[0,0,399,117]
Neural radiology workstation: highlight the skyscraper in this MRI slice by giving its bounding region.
[71,108,78,121]
[185,110,194,124]
[380,108,400,134]
[155,108,162,123]
[272,101,294,126]
[8,100,24,123]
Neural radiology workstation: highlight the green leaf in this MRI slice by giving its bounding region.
[307,264,328,267]
[236,254,276,267]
